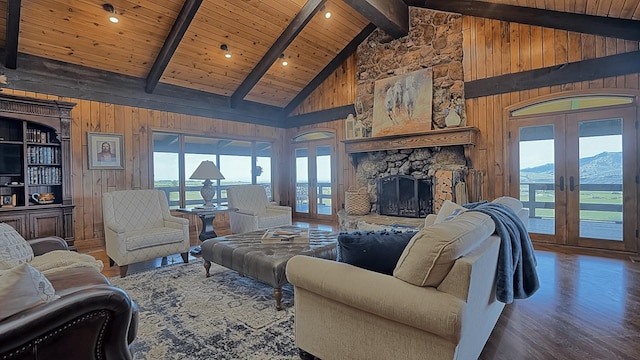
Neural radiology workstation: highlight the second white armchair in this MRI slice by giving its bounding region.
[227,185,292,234]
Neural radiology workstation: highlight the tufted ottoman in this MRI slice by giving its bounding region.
[201,226,337,310]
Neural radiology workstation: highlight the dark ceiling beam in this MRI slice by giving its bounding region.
[4,0,21,69]
[229,0,327,108]
[343,0,408,39]
[408,0,640,42]
[283,104,355,128]
[1,51,285,127]
[145,0,203,94]
[465,50,640,98]
[284,23,377,116]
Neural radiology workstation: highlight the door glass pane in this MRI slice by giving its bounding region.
[315,145,332,215]
[578,119,623,240]
[295,148,309,213]
[256,142,272,201]
[519,125,555,235]
[153,132,180,209]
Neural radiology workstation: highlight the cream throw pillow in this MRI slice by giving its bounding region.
[0,223,34,270]
[434,200,467,224]
[393,211,495,287]
[0,263,57,320]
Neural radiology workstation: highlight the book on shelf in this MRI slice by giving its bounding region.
[261,227,310,243]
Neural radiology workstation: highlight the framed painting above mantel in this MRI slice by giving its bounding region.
[372,68,433,137]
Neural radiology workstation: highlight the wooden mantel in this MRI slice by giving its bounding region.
[342,126,479,154]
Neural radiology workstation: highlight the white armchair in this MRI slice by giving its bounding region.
[227,185,292,234]
[102,189,190,277]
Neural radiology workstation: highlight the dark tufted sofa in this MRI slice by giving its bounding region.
[0,236,138,360]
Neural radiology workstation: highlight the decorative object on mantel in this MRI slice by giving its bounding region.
[372,68,433,137]
[354,118,366,138]
[345,114,355,139]
[444,96,463,127]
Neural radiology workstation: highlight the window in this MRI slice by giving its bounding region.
[511,95,635,117]
[152,132,273,209]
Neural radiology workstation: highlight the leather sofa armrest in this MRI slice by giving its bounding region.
[286,256,464,342]
[27,236,68,256]
[0,286,136,360]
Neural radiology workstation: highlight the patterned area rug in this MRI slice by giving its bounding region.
[110,260,298,360]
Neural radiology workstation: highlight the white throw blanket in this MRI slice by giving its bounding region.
[29,250,104,275]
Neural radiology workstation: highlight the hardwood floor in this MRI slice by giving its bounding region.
[85,220,640,359]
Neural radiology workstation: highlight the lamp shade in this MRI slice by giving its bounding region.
[190,160,225,180]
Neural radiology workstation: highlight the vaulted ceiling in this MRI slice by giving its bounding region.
[0,0,639,125]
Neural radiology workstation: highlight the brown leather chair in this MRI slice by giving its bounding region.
[0,236,138,360]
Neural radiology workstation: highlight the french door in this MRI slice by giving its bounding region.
[510,106,638,252]
[292,139,335,220]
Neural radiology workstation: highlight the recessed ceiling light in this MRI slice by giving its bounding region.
[325,11,331,19]
[102,3,119,23]
[220,44,231,59]
[279,53,288,66]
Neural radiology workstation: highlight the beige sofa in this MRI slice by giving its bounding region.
[286,197,528,360]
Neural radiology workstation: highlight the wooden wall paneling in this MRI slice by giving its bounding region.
[476,19,487,79]
[462,16,472,82]
[542,28,555,67]
[625,40,640,89]
[291,53,358,116]
[519,23,532,73]
[507,22,520,104]
[112,104,124,191]
[565,32,580,69]
[139,109,150,189]
[80,101,93,242]
[122,106,133,191]
[131,107,141,190]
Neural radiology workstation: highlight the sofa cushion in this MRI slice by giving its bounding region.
[394,211,496,287]
[28,250,104,275]
[337,230,418,275]
[434,200,467,224]
[0,263,57,320]
[126,227,185,251]
[0,223,34,270]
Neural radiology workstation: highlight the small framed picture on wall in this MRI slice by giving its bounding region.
[87,132,125,170]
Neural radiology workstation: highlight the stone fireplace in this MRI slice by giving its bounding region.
[354,145,468,215]
[377,175,432,218]
[343,8,472,217]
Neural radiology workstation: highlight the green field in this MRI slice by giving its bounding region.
[520,186,622,222]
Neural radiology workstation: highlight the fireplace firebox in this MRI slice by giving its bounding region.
[377,175,433,218]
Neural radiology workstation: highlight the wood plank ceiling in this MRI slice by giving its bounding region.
[0,0,639,124]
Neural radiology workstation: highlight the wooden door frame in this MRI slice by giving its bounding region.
[289,129,337,221]
[566,106,638,252]
[506,89,639,253]
[508,114,566,244]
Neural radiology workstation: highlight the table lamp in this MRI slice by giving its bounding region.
[190,160,225,208]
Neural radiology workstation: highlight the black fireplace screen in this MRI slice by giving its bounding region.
[377,175,433,218]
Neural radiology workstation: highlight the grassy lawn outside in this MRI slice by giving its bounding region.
[520,186,622,222]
